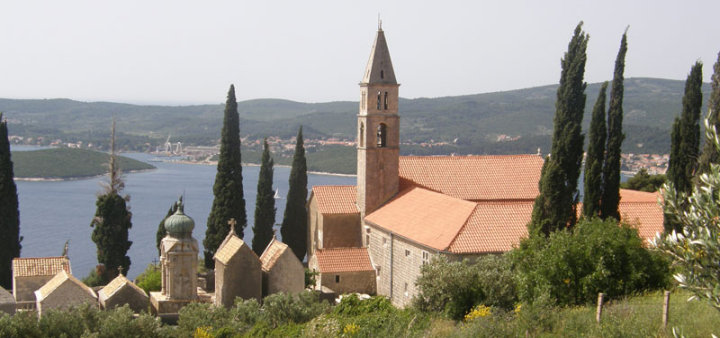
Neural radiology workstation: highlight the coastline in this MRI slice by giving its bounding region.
[171,159,356,177]
[14,168,157,182]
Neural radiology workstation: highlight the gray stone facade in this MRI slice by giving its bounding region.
[260,238,305,296]
[0,287,15,315]
[214,235,262,307]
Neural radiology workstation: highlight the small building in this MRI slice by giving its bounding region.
[309,247,376,295]
[214,222,262,307]
[98,272,149,312]
[12,256,71,310]
[150,198,199,319]
[34,270,97,316]
[259,237,304,296]
[0,287,15,315]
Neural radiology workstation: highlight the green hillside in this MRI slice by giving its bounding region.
[12,148,155,179]
[0,78,710,154]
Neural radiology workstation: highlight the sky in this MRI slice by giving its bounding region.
[0,0,718,105]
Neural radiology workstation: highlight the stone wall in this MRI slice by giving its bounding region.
[37,283,96,316]
[367,223,440,307]
[101,286,149,313]
[14,275,53,303]
[322,213,361,248]
[318,270,376,295]
[215,252,261,308]
[264,251,304,296]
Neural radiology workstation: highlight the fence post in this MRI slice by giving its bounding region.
[662,290,671,329]
[596,292,604,324]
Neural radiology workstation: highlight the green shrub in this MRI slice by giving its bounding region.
[511,217,670,306]
[83,267,104,287]
[413,255,517,320]
[0,311,42,338]
[135,263,161,293]
[261,291,331,328]
[95,305,161,337]
[333,294,394,317]
[177,303,234,335]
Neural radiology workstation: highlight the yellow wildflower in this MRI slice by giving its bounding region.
[464,304,492,321]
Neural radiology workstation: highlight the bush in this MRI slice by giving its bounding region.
[511,217,670,306]
[413,255,517,320]
[261,291,331,328]
[83,267,104,287]
[134,263,161,293]
[333,294,394,317]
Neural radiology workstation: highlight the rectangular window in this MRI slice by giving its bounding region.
[382,237,387,247]
[384,92,388,109]
[335,275,340,283]
[366,234,370,246]
[422,251,430,265]
[361,92,366,110]
[376,265,382,276]
[404,282,409,297]
[405,249,411,257]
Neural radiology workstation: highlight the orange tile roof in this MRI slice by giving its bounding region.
[448,201,534,253]
[619,202,664,241]
[315,247,374,273]
[399,155,543,201]
[618,188,661,203]
[12,257,71,277]
[312,185,359,215]
[365,187,477,251]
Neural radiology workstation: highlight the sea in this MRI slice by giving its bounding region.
[12,145,355,280]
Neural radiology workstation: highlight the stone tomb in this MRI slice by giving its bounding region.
[34,270,97,316]
[98,270,149,313]
[150,198,198,319]
[214,220,262,308]
[260,237,304,296]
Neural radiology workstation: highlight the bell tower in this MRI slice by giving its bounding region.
[357,25,400,219]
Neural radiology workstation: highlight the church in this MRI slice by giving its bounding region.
[307,26,664,307]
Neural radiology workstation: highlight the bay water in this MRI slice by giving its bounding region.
[13,148,354,280]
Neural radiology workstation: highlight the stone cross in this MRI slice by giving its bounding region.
[228,218,236,235]
[118,266,124,277]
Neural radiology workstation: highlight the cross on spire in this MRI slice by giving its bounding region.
[118,266,124,277]
[228,218,236,235]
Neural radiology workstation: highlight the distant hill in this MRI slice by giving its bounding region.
[12,148,155,179]
[0,78,711,155]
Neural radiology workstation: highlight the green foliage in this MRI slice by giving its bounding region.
[205,84,247,269]
[332,294,394,317]
[512,217,669,306]
[305,267,318,288]
[666,62,704,233]
[621,168,666,192]
[155,202,177,256]
[281,127,309,261]
[11,147,154,179]
[583,82,608,218]
[530,22,588,235]
[413,255,517,320]
[252,138,276,255]
[657,125,720,311]
[135,263,161,293]
[601,31,628,221]
[261,291,331,328]
[90,191,132,284]
[0,113,20,289]
[82,267,104,287]
[697,52,720,177]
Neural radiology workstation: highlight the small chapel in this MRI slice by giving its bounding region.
[307,26,664,306]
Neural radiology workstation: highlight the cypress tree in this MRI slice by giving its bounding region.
[90,120,132,283]
[252,138,276,255]
[600,31,628,221]
[204,85,247,269]
[530,22,588,236]
[281,126,308,260]
[0,113,21,289]
[156,202,177,256]
[666,62,703,233]
[582,82,608,219]
[697,52,720,175]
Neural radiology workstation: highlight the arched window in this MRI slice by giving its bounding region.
[377,123,387,148]
[359,123,365,147]
[380,70,384,79]
[376,91,381,110]
[361,92,366,110]
[384,92,388,110]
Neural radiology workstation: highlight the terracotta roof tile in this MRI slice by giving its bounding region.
[619,202,664,241]
[365,187,477,251]
[448,201,533,253]
[35,270,96,301]
[312,185,359,215]
[618,188,662,203]
[260,237,289,272]
[399,155,543,201]
[12,257,71,277]
[315,247,374,273]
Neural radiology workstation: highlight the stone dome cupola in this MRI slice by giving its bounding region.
[164,196,194,238]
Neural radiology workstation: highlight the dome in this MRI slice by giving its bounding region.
[164,198,194,237]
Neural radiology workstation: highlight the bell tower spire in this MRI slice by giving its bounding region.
[357,26,400,221]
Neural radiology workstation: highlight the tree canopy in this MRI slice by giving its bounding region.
[281,127,308,260]
[0,113,21,289]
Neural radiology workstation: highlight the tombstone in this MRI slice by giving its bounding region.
[214,219,262,308]
[98,267,149,313]
[34,270,97,316]
[260,237,304,296]
[150,197,198,320]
